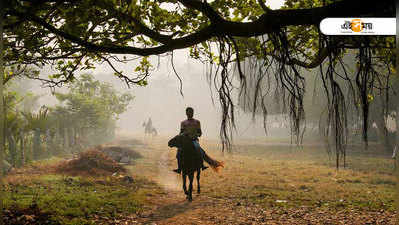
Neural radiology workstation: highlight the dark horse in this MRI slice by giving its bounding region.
[168,134,202,201]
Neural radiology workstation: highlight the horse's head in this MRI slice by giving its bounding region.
[168,135,182,148]
[168,134,195,150]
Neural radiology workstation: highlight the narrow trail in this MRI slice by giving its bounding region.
[156,149,180,192]
[131,138,213,225]
[127,137,256,225]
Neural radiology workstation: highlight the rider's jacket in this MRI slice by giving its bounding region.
[180,118,202,140]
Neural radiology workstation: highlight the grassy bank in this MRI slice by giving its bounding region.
[2,147,158,225]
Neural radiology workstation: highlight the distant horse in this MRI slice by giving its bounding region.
[168,135,224,201]
[142,121,158,137]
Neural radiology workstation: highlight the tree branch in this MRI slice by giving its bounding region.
[257,0,271,13]
[176,0,223,23]
[8,0,394,62]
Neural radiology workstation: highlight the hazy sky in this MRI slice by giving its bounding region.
[90,50,276,139]
[267,0,285,9]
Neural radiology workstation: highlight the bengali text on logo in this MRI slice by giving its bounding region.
[320,18,395,35]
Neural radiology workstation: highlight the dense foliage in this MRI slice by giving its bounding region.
[2,74,133,170]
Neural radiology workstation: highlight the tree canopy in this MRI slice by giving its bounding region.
[2,0,397,166]
[53,73,134,145]
[3,0,394,77]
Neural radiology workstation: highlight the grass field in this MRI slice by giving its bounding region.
[2,134,397,224]
[200,139,396,211]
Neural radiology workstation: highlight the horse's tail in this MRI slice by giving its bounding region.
[203,152,224,172]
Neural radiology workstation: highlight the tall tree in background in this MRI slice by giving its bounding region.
[53,74,133,148]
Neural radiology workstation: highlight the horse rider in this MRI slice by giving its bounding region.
[173,107,208,174]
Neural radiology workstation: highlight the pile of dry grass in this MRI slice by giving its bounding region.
[98,145,142,163]
[56,147,126,176]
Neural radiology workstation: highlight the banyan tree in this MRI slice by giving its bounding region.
[0,0,396,168]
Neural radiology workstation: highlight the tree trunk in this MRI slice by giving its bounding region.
[395,13,399,216]
[20,132,25,166]
[33,128,41,160]
[7,135,16,167]
[63,127,68,148]
[374,116,394,154]
[0,2,5,223]
[396,107,399,162]
[68,127,74,150]
[73,127,77,149]
[45,129,53,157]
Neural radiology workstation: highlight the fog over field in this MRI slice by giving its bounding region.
[29,50,288,143]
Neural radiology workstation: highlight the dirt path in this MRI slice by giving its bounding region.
[156,149,180,191]
[123,137,263,225]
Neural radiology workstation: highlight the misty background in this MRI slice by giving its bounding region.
[23,0,287,142]
[26,50,288,142]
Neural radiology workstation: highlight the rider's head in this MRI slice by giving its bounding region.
[186,107,194,119]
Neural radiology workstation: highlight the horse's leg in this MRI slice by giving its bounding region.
[182,174,188,196]
[196,169,201,194]
[188,172,194,201]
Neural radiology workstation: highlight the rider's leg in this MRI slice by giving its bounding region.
[193,140,208,171]
[176,148,182,172]
[173,148,182,174]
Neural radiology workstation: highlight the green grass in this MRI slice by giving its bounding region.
[4,174,155,224]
